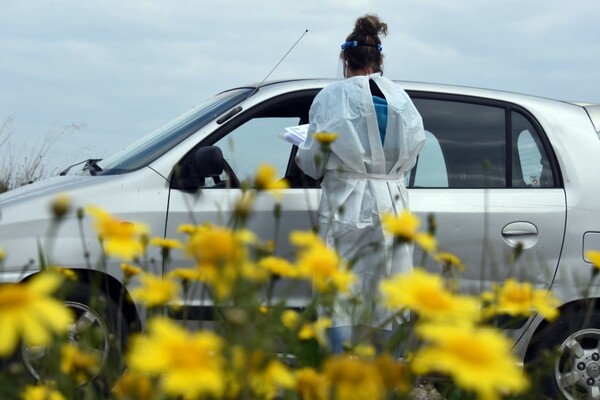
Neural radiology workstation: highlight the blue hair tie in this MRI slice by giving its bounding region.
[341,41,358,50]
[341,41,382,52]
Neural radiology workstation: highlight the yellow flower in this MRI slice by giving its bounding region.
[167,267,202,282]
[289,230,321,248]
[375,354,410,394]
[281,310,300,330]
[294,237,354,294]
[324,355,385,400]
[412,322,529,400]
[0,272,72,356]
[184,224,256,299]
[380,268,480,322]
[381,210,420,241]
[149,237,184,250]
[121,263,142,279]
[51,193,71,219]
[185,224,252,266]
[485,279,560,321]
[241,262,269,282]
[21,384,65,400]
[86,205,148,260]
[435,251,464,271]
[352,344,376,358]
[254,163,289,196]
[0,247,4,262]
[259,256,298,278]
[250,360,296,399]
[127,318,226,399]
[414,232,437,253]
[60,343,100,385]
[130,273,180,308]
[47,265,77,281]
[295,367,329,400]
[587,250,600,269]
[298,318,331,347]
[112,370,154,400]
[177,224,197,234]
[313,131,339,145]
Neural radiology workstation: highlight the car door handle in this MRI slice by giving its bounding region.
[501,222,538,249]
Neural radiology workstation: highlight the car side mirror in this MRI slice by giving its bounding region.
[192,146,224,185]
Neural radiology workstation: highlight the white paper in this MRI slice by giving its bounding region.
[279,124,309,146]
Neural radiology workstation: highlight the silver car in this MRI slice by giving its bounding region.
[1,79,599,398]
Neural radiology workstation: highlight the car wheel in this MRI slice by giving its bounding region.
[20,281,128,392]
[529,309,600,400]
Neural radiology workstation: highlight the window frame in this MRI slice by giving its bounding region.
[170,89,320,191]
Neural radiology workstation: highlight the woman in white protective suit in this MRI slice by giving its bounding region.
[296,14,425,353]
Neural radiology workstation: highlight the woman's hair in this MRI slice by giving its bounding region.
[342,14,388,73]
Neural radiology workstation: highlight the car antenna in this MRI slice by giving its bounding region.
[216,29,308,125]
[252,29,308,95]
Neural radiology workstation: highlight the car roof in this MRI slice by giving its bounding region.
[221,78,600,134]
[230,78,590,101]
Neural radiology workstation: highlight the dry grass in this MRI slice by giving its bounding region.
[0,118,85,193]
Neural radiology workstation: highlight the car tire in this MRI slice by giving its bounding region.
[20,280,128,393]
[528,308,600,400]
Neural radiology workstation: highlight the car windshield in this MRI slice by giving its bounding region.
[95,88,252,174]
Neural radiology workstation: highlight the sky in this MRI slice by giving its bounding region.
[1,0,599,175]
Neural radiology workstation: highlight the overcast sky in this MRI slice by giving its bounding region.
[1,0,599,173]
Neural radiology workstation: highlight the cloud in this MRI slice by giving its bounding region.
[0,0,599,170]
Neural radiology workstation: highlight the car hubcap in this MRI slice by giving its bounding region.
[555,328,600,400]
[22,300,110,384]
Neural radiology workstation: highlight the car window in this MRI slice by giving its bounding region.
[210,117,297,187]
[411,98,506,188]
[409,130,449,188]
[512,111,555,187]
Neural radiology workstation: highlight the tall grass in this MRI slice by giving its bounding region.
[0,118,85,193]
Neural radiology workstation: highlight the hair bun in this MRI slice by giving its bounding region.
[354,14,388,37]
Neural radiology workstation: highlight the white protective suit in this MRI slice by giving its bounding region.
[296,74,425,329]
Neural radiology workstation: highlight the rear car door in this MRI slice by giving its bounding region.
[407,94,566,293]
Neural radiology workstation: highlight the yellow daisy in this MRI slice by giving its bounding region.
[435,251,464,271]
[127,318,226,399]
[412,322,529,400]
[50,193,71,219]
[60,343,100,385]
[484,278,560,321]
[112,370,154,400]
[587,250,600,269]
[86,205,148,260]
[254,163,289,196]
[0,272,72,356]
[380,268,480,322]
[324,355,385,400]
[295,367,329,400]
[130,273,180,308]
[21,384,65,400]
[381,210,420,242]
[120,263,142,280]
[295,241,354,294]
[258,256,298,278]
[149,237,184,250]
[313,131,339,145]
[298,318,332,347]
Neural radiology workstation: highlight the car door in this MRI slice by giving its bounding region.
[407,94,566,293]
[165,90,321,312]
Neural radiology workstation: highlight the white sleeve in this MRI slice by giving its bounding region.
[295,91,329,179]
